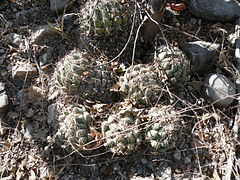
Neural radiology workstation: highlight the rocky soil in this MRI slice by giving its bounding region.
[1,0,240,179]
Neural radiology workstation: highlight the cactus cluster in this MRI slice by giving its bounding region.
[56,105,95,151]
[119,63,165,107]
[145,105,181,151]
[54,49,116,102]
[156,45,190,86]
[80,0,130,36]
[101,106,142,154]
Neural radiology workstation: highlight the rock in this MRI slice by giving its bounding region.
[24,124,33,140]
[4,33,22,47]
[0,82,5,92]
[7,111,19,119]
[31,25,60,45]
[12,61,38,79]
[50,0,68,13]
[38,46,53,66]
[180,41,220,74]
[156,164,172,180]
[0,93,8,114]
[188,0,240,22]
[26,108,34,118]
[16,90,29,111]
[201,73,236,107]
[63,13,78,31]
[173,151,181,161]
[0,120,6,135]
[184,157,191,164]
[47,103,57,127]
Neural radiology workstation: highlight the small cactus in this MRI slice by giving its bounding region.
[119,63,165,107]
[156,45,190,87]
[54,49,116,103]
[101,106,142,154]
[79,0,142,63]
[80,0,130,36]
[144,105,182,152]
[56,105,96,152]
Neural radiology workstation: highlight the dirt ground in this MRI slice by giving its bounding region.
[0,0,240,179]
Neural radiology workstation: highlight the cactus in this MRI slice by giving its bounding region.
[119,63,165,107]
[101,106,142,154]
[145,105,182,152]
[156,45,190,86]
[56,105,95,152]
[54,49,117,103]
[80,0,130,36]
[79,0,142,63]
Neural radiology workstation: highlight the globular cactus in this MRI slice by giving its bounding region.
[119,63,165,107]
[54,49,117,103]
[80,0,130,36]
[156,45,190,87]
[79,0,142,63]
[101,106,142,154]
[56,105,96,152]
[144,105,182,152]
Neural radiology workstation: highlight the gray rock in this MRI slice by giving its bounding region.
[31,25,60,45]
[63,13,78,31]
[7,111,19,119]
[38,46,53,66]
[155,163,172,180]
[201,73,236,107]
[24,124,33,140]
[50,0,68,13]
[180,41,220,74]
[0,49,4,54]
[188,0,240,22]
[26,108,34,118]
[12,61,38,79]
[16,90,29,111]
[173,151,181,161]
[47,103,57,127]
[4,33,22,47]
[184,157,191,164]
[0,93,8,114]
[0,82,5,92]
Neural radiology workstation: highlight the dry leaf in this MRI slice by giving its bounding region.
[109,83,120,92]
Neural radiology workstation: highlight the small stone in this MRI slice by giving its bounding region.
[12,61,38,79]
[0,82,5,92]
[4,33,22,47]
[0,121,6,135]
[188,0,240,22]
[184,157,191,164]
[24,124,33,140]
[50,0,68,13]
[7,111,19,119]
[173,151,181,161]
[0,93,8,114]
[26,108,34,118]
[201,73,236,107]
[47,103,57,127]
[156,165,172,180]
[180,41,220,74]
[31,25,60,45]
[141,158,148,165]
[0,49,5,54]
[38,46,53,66]
[63,13,78,31]
[16,89,29,111]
